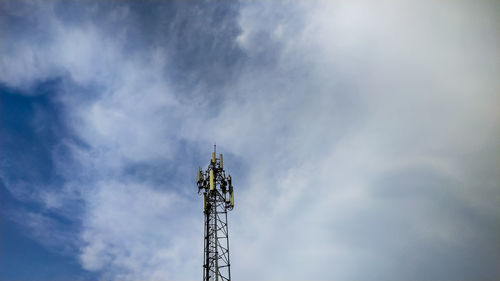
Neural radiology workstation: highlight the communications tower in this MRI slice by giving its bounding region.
[196,146,235,281]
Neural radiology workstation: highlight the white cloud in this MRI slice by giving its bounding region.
[186,1,500,280]
[78,180,200,280]
[2,0,499,280]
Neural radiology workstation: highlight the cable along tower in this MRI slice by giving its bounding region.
[197,146,234,281]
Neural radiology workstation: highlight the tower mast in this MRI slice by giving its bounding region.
[197,147,235,281]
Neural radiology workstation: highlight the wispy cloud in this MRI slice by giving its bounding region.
[1,0,499,280]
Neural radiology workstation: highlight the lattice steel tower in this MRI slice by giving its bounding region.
[197,146,235,281]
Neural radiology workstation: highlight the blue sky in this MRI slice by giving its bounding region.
[1,0,499,280]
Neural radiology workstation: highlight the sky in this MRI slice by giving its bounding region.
[1,0,499,280]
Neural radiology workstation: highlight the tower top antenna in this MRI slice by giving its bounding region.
[196,147,235,281]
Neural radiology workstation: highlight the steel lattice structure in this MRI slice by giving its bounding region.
[197,147,234,281]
